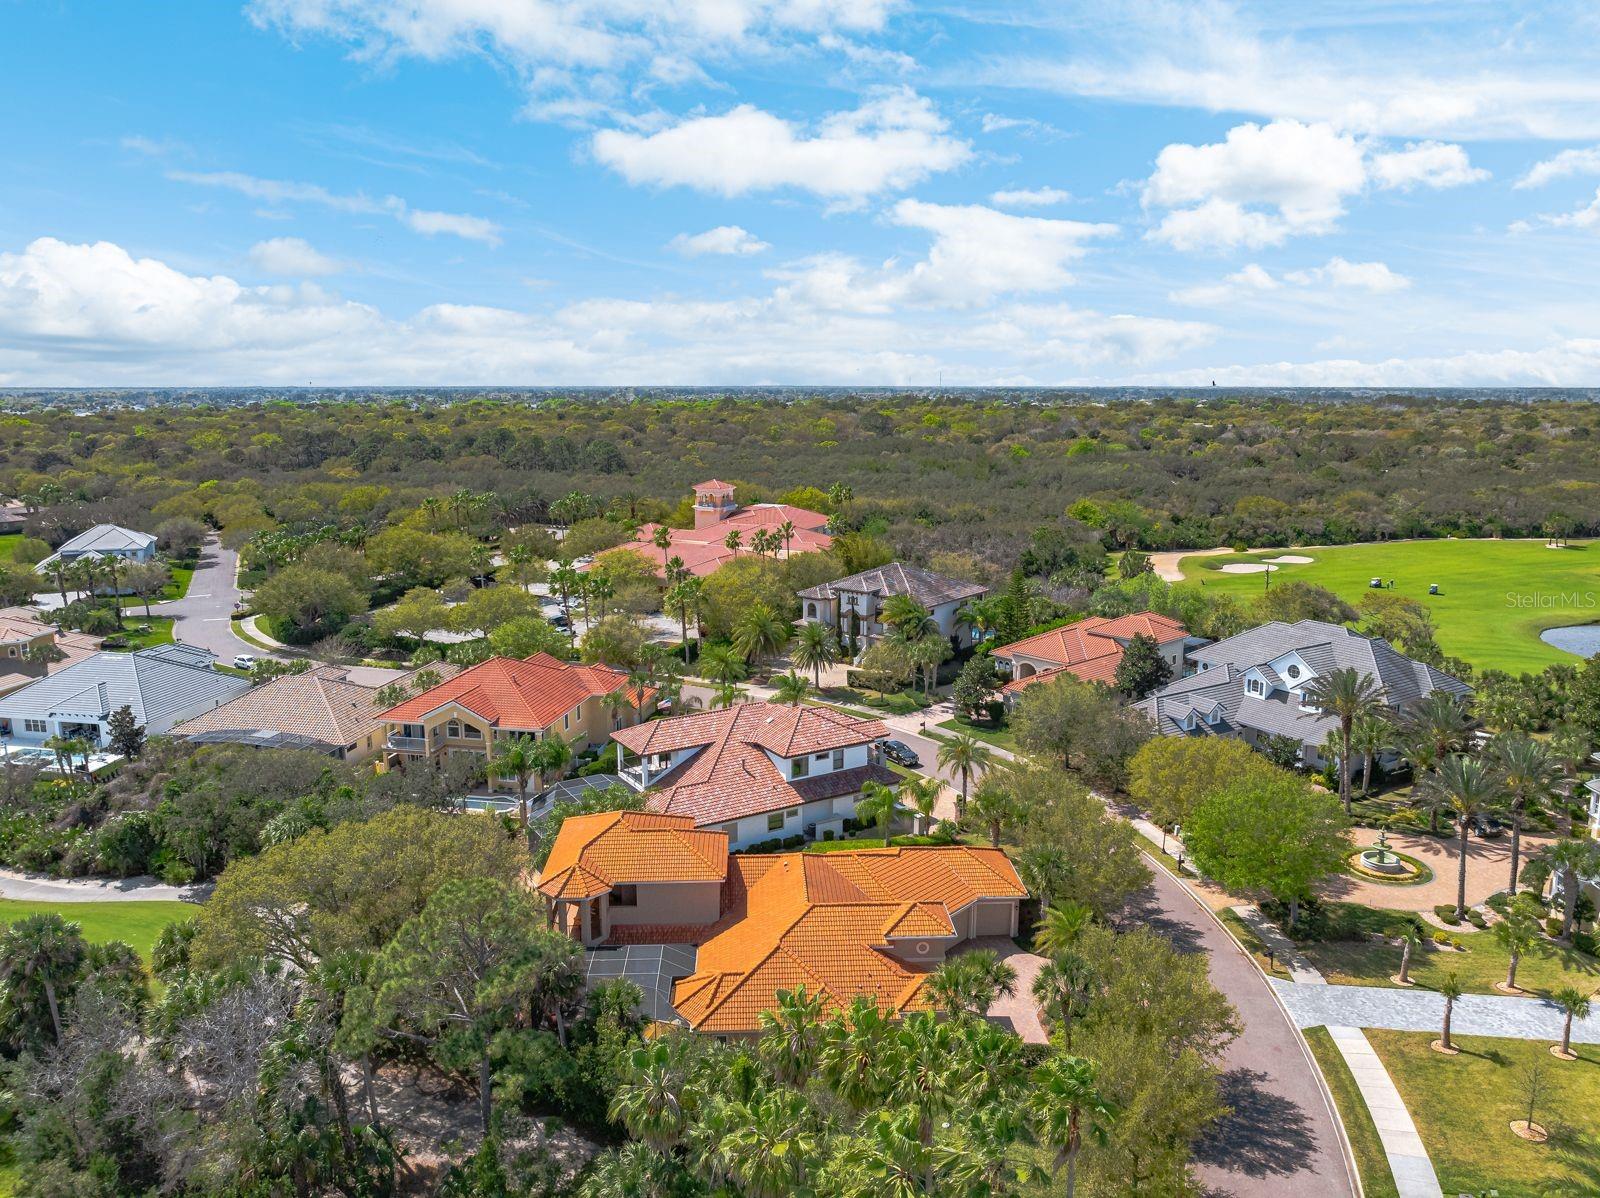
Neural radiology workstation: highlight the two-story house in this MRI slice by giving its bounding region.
[610,701,899,849]
[1136,619,1471,766]
[535,808,1029,1033]
[797,561,987,655]
[993,611,1197,701]
[0,607,100,698]
[376,653,652,792]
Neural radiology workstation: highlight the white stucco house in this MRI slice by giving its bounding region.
[797,561,987,655]
[36,524,158,573]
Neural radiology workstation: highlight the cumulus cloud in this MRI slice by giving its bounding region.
[0,234,1202,387]
[989,187,1072,207]
[1132,339,1600,388]
[667,226,770,256]
[1516,146,1600,189]
[1142,120,1484,249]
[591,89,970,200]
[1511,186,1600,233]
[1171,257,1409,304]
[1369,141,1489,191]
[249,237,345,277]
[168,169,502,244]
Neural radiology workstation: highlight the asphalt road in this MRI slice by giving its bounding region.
[149,538,276,661]
[1136,863,1358,1198]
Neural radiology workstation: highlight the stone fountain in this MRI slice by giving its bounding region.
[1358,829,1411,877]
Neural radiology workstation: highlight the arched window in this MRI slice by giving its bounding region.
[806,602,817,618]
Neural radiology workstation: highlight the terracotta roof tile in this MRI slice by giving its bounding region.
[536,811,728,899]
[995,611,1188,695]
[379,653,643,729]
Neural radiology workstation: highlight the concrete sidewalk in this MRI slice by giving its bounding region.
[1274,979,1600,1043]
[0,867,208,904]
[1326,1025,1443,1198]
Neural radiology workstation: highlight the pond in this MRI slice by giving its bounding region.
[1540,623,1600,659]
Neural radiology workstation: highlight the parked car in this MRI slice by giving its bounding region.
[232,653,257,669]
[882,740,921,768]
[1472,813,1505,838]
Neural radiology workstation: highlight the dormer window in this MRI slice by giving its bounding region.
[1285,664,1301,681]
[1246,677,1264,696]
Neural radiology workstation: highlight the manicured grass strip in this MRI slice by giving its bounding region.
[1217,908,1292,980]
[1303,1027,1401,1198]
[804,833,953,853]
[1178,537,1600,673]
[1367,1030,1600,1197]
[102,616,175,651]
[159,562,195,600]
[0,898,195,961]
[935,715,1018,751]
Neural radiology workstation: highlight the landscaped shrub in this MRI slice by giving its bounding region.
[1575,931,1597,955]
[1465,908,1488,929]
[1433,904,1461,926]
[1546,917,1565,939]
[1431,931,1452,945]
[1520,856,1552,894]
[1486,893,1511,915]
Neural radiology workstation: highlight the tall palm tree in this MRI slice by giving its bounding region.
[583,571,614,632]
[46,556,71,607]
[731,602,791,668]
[1436,971,1463,1053]
[651,525,673,573]
[1548,722,1592,781]
[550,563,580,646]
[609,1042,690,1152]
[489,733,541,830]
[1303,668,1385,815]
[1403,691,1473,833]
[723,528,743,558]
[772,670,810,706]
[777,519,795,558]
[882,594,937,642]
[966,779,1016,848]
[937,732,992,819]
[959,596,1007,645]
[756,985,826,1087]
[698,642,748,686]
[792,619,840,687]
[818,996,892,1112]
[1033,900,1094,958]
[1350,711,1391,796]
[1032,950,1098,1049]
[0,913,87,1046]
[1551,986,1591,1058]
[1541,838,1600,940]
[664,576,701,665]
[857,780,908,846]
[1491,732,1559,893]
[1029,1053,1118,1198]
[722,1088,819,1198]
[1423,753,1502,919]
[898,773,941,834]
[882,1012,966,1169]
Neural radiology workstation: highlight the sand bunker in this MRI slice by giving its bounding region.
[1219,563,1278,574]
[1264,554,1314,564]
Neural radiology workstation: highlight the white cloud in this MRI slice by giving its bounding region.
[1369,141,1488,191]
[249,237,345,276]
[1143,120,1367,249]
[591,89,969,200]
[167,169,502,244]
[1517,146,1600,189]
[1134,339,1600,387]
[1512,186,1600,233]
[989,187,1072,207]
[1142,120,1484,249]
[1171,257,1408,304]
[980,113,1061,137]
[667,226,770,256]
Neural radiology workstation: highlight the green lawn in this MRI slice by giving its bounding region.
[159,562,195,601]
[103,616,175,652]
[1217,907,1291,980]
[0,898,195,960]
[935,714,1019,752]
[1303,1027,1400,1198]
[1296,907,1600,998]
[1368,1030,1600,1197]
[1178,538,1600,673]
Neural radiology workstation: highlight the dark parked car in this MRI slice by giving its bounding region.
[882,740,921,768]
[1472,813,1505,839]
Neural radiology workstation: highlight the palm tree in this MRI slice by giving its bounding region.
[959,596,1007,645]
[857,780,908,846]
[1548,722,1592,781]
[937,732,993,819]
[722,1088,819,1198]
[731,602,791,668]
[664,555,686,585]
[1541,838,1600,940]
[583,571,614,632]
[0,913,87,1046]
[1402,692,1473,833]
[46,556,71,607]
[1491,733,1559,893]
[882,595,938,643]
[966,779,1016,848]
[1494,908,1539,991]
[490,734,541,830]
[550,563,580,646]
[757,985,826,1087]
[651,525,673,573]
[609,1042,690,1152]
[899,773,941,834]
[1396,925,1420,986]
[926,949,1017,1021]
[1029,1053,1118,1198]
[1303,668,1385,815]
[699,642,748,686]
[1032,950,1097,1049]
[1436,971,1464,1053]
[710,681,746,710]
[1034,900,1094,958]
[882,1012,966,1164]
[1551,986,1591,1058]
[772,670,810,706]
[777,519,795,558]
[1424,753,1501,919]
[1350,711,1390,795]
[792,620,840,687]
[664,576,704,665]
[530,735,573,808]
[818,996,891,1112]
[723,528,743,558]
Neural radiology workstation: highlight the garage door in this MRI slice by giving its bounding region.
[973,902,1014,937]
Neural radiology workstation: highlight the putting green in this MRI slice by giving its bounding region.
[1178,538,1600,674]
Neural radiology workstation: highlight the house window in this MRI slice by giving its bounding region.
[1285,664,1301,680]
[610,884,638,907]
[23,719,46,734]
[792,756,810,779]
[563,713,570,731]
[767,810,786,831]
[1247,678,1263,695]
[814,752,829,761]
[807,603,817,618]
[832,749,844,770]
[446,721,460,738]
[463,725,482,740]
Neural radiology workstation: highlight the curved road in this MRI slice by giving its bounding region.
[1136,861,1357,1197]
[148,538,281,661]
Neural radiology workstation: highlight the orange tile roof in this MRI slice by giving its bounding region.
[379,653,645,729]
[536,811,728,900]
[595,502,833,581]
[612,702,894,825]
[995,611,1188,696]
[670,844,1027,1033]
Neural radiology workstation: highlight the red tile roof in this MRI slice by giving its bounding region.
[378,652,645,729]
[995,611,1187,696]
[671,845,1027,1033]
[537,811,728,900]
[595,501,833,580]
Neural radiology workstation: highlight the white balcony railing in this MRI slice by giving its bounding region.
[387,734,428,753]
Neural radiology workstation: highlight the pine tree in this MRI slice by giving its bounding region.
[105,704,145,759]
[1113,633,1171,699]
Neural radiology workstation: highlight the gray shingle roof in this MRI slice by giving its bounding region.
[53,525,156,554]
[0,646,250,733]
[798,561,987,608]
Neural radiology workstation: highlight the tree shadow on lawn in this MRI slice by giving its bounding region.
[1192,1067,1318,1177]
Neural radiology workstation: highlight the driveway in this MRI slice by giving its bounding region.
[1137,863,1358,1197]
[1322,826,1554,914]
[0,867,209,903]
[148,538,278,661]
[952,935,1048,1043]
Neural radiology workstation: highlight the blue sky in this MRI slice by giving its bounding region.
[5,1,1600,385]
